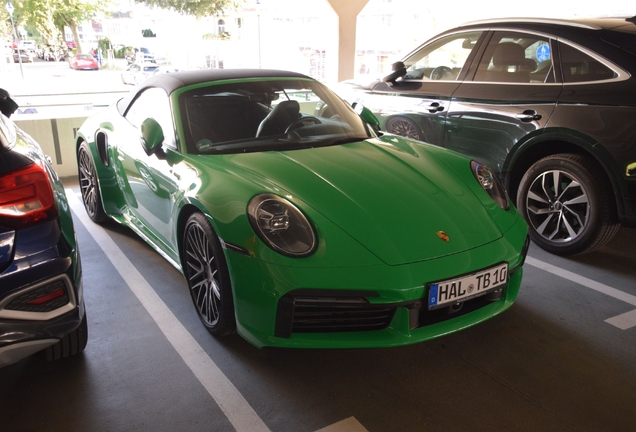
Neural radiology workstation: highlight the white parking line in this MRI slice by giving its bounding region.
[315,417,369,432]
[605,309,636,330]
[525,256,636,330]
[67,190,271,432]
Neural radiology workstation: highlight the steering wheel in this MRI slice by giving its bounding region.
[285,116,322,134]
[430,66,452,80]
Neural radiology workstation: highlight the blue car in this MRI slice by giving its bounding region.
[0,91,86,367]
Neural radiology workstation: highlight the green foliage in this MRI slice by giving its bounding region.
[97,37,110,52]
[203,32,231,40]
[142,28,156,37]
[113,46,128,58]
[0,14,12,39]
[135,0,243,18]
[52,0,109,30]
[10,0,110,51]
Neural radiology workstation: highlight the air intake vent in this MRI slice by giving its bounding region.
[275,291,396,338]
[292,297,396,333]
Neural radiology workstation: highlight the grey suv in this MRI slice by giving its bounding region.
[337,17,636,255]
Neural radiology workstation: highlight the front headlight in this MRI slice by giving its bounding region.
[470,161,510,210]
[247,194,317,257]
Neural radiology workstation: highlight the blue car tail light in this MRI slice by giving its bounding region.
[0,162,58,229]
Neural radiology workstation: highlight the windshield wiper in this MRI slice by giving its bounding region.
[325,136,371,146]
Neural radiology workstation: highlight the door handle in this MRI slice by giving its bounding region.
[515,110,542,122]
[426,102,444,113]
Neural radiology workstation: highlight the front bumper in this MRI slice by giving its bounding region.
[228,215,529,348]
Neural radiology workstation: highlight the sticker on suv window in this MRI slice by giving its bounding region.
[537,44,551,62]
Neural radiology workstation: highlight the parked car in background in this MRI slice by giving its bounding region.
[68,53,99,70]
[125,47,158,64]
[152,66,182,75]
[12,49,33,63]
[75,69,528,349]
[337,16,636,256]
[0,90,87,368]
[42,45,65,62]
[19,40,36,53]
[121,62,160,85]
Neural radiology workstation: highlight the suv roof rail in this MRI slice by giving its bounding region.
[460,17,602,30]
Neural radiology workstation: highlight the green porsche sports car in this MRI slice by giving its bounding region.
[75,69,529,349]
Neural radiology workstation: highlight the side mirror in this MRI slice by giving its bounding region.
[352,102,381,133]
[140,117,166,159]
[382,61,406,85]
[0,88,19,118]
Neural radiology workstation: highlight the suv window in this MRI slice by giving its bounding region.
[402,31,482,81]
[473,32,554,83]
[558,42,617,83]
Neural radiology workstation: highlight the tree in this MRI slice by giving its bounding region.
[136,0,242,18]
[11,0,109,53]
[2,3,32,44]
[53,0,109,53]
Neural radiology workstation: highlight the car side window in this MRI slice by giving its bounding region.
[558,42,617,83]
[402,31,482,81]
[125,88,177,149]
[473,32,554,83]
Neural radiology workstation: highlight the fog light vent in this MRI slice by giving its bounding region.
[5,279,69,312]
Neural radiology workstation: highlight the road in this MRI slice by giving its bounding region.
[2,57,132,118]
[3,56,131,93]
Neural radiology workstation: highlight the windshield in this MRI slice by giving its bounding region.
[179,79,372,154]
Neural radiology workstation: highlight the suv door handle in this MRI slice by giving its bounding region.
[515,110,542,122]
[425,102,445,113]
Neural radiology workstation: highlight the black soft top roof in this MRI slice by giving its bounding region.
[116,69,311,115]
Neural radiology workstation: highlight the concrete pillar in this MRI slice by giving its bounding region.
[326,0,369,82]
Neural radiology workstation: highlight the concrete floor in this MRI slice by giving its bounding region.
[2,181,635,432]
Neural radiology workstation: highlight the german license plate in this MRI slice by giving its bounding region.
[428,263,508,310]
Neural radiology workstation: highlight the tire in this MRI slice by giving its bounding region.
[78,142,108,223]
[517,153,620,255]
[183,213,236,336]
[43,313,88,361]
[386,116,423,141]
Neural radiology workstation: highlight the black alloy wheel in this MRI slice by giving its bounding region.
[517,153,620,255]
[386,116,423,141]
[78,142,107,223]
[183,213,235,336]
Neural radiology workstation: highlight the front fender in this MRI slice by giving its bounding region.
[504,127,624,209]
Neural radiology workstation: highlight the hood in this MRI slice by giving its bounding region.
[228,137,503,266]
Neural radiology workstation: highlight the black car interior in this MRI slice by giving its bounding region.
[475,41,538,82]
